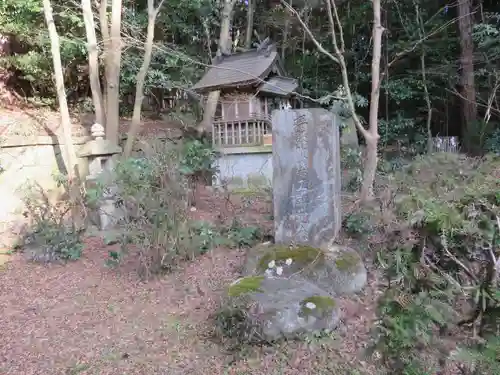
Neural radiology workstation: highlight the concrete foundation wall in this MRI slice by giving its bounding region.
[214,146,272,189]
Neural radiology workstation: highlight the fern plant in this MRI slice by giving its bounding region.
[370,286,451,373]
[452,336,500,374]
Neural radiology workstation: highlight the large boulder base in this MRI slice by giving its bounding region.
[244,244,367,296]
[219,276,340,343]
[215,244,367,343]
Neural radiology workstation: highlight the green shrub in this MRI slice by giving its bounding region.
[378,113,427,154]
[452,335,500,374]
[372,153,500,373]
[189,220,242,252]
[22,182,83,263]
[343,212,371,235]
[91,139,261,279]
[87,140,197,278]
[226,220,261,248]
[341,146,363,192]
[484,126,500,154]
[179,138,218,178]
[369,273,453,372]
[27,221,83,262]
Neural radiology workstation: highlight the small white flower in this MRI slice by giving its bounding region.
[285,258,293,266]
[305,302,316,310]
[267,260,276,269]
[265,269,273,277]
[276,266,283,276]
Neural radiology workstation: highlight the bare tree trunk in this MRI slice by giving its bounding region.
[105,0,123,144]
[199,90,221,135]
[415,3,433,152]
[43,0,84,228]
[43,0,78,178]
[421,50,433,152]
[197,0,237,135]
[281,0,291,61]
[98,0,110,110]
[282,19,289,61]
[82,0,105,126]
[457,0,477,154]
[245,0,254,49]
[217,0,235,58]
[359,0,382,202]
[122,0,166,158]
[283,0,381,201]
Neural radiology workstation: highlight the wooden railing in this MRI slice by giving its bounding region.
[213,112,272,123]
[212,117,272,147]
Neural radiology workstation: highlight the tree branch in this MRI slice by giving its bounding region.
[281,0,371,139]
[280,1,339,64]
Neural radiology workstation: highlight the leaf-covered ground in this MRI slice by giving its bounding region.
[0,189,381,375]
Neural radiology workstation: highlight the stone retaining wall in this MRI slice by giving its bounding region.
[0,136,91,248]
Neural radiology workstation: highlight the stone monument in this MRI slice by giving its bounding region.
[272,108,342,248]
[218,110,367,342]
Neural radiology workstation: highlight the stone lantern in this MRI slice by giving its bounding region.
[78,123,123,230]
[78,123,121,178]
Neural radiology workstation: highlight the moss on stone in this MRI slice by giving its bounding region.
[257,245,325,272]
[228,276,265,297]
[299,295,336,317]
[334,251,361,272]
